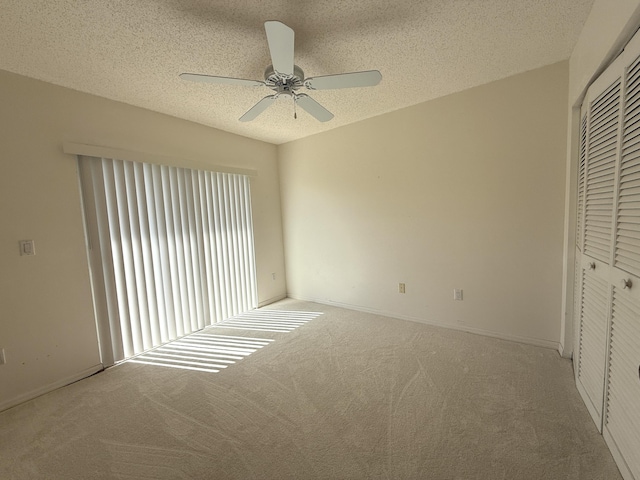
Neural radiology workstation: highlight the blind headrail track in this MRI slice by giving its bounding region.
[65,142,257,177]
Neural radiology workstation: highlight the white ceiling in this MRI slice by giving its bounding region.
[0,0,594,145]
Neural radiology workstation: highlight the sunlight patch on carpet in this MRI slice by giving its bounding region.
[209,310,323,333]
[128,333,272,373]
[127,310,323,372]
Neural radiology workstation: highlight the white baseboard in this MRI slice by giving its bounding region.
[258,293,287,308]
[0,363,103,413]
[288,294,560,351]
[557,340,574,359]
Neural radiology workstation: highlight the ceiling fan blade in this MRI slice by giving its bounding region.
[239,95,277,122]
[304,70,382,90]
[264,21,294,76]
[295,94,334,122]
[180,73,264,87]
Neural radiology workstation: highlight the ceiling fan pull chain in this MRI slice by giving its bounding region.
[294,97,298,120]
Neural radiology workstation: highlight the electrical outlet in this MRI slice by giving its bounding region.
[399,283,406,294]
[454,289,463,301]
[0,348,5,365]
[271,272,276,280]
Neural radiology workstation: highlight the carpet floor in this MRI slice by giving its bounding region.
[0,299,622,479]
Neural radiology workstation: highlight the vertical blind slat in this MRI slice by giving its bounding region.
[176,169,196,333]
[245,176,258,307]
[186,170,205,330]
[197,171,213,324]
[89,159,124,363]
[209,174,225,319]
[244,178,254,309]
[234,175,248,311]
[144,164,168,344]
[241,177,253,309]
[160,166,181,340]
[134,163,160,346]
[216,174,232,318]
[103,159,133,359]
[131,161,157,350]
[170,167,189,337]
[152,165,172,343]
[227,175,241,315]
[228,175,241,314]
[205,172,225,322]
[192,171,206,325]
[232,176,244,314]
[121,160,150,353]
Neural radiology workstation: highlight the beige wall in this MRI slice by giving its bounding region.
[0,70,285,409]
[279,62,569,348]
[560,0,640,357]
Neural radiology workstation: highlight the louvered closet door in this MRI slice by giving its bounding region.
[575,54,623,431]
[574,29,640,480]
[602,31,640,480]
[605,287,640,480]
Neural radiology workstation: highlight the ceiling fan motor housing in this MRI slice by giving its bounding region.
[264,64,304,96]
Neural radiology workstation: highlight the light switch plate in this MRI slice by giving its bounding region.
[19,240,35,256]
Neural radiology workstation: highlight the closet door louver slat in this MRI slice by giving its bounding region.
[585,79,621,263]
[605,290,640,479]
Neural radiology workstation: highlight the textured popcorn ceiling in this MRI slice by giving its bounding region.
[0,0,594,145]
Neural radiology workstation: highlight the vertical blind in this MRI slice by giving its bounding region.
[79,156,258,365]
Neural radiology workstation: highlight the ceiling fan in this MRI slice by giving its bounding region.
[180,21,382,122]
